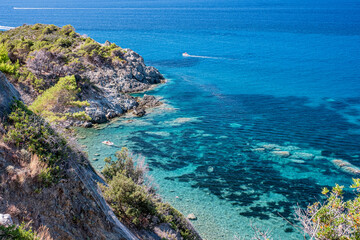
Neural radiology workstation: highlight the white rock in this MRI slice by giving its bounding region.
[187,213,197,220]
[0,214,13,226]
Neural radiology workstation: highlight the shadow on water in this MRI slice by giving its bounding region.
[127,93,360,224]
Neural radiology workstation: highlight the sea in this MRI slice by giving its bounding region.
[1,0,360,239]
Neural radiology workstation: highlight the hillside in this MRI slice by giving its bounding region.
[0,24,165,126]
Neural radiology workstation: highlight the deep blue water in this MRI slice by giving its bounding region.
[2,0,360,239]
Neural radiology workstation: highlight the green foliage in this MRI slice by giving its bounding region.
[38,166,59,187]
[0,223,38,240]
[56,38,72,48]
[30,75,91,122]
[3,101,66,185]
[42,24,58,34]
[102,147,146,184]
[101,173,156,227]
[100,148,200,239]
[0,24,126,95]
[60,25,75,36]
[18,71,44,92]
[69,100,90,107]
[0,44,19,75]
[298,179,360,240]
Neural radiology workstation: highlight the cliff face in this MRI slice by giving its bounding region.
[0,74,137,239]
[0,72,20,117]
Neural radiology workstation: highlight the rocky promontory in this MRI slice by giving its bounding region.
[0,63,201,240]
[0,24,165,126]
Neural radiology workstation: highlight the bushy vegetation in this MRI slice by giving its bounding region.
[0,24,125,93]
[3,101,67,186]
[296,179,360,240]
[0,223,38,240]
[100,148,200,239]
[30,75,91,122]
[0,44,19,75]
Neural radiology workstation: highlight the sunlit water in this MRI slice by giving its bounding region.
[2,0,360,238]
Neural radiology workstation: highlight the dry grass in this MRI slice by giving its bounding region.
[6,204,21,217]
[29,154,47,177]
[36,225,54,240]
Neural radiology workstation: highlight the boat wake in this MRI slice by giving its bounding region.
[0,25,15,30]
[183,52,221,59]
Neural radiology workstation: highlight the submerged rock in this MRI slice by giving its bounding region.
[332,159,360,175]
[291,152,314,160]
[271,151,290,158]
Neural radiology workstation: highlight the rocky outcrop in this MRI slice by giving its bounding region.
[79,49,164,124]
[0,72,20,118]
[1,25,165,126]
[133,95,163,117]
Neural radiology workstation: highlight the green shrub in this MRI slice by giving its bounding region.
[100,149,200,239]
[42,24,58,34]
[102,147,147,185]
[0,223,38,240]
[296,179,360,240]
[69,100,90,108]
[0,44,19,75]
[60,25,75,36]
[30,75,90,122]
[30,75,79,113]
[3,101,66,185]
[56,38,72,48]
[101,173,156,227]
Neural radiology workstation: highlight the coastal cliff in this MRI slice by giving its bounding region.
[0,24,165,126]
[0,25,201,240]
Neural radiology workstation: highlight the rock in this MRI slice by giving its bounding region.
[106,111,117,119]
[271,151,290,158]
[0,72,21,118]
[85,107,108,124]
[291,152,314,160]
[332,159,360,175]
[187,213,197,220]
[290,159,305,164]
[262,144,280,150]
[104,40,111,46]
[0,214,13,226]
[139,95,162,108]
[83,122,93,128]
[314,156,327,161]
[134,108,146,117]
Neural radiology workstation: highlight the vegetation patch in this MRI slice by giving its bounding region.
[296,179,360,239]
[0,44,19,75]
[0,24,126,93]
[0,223,38,240]
[29,75,91,123]
[100,148,200,240]
[3,101,68,186]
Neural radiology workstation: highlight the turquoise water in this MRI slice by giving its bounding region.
[2,0,360,239]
